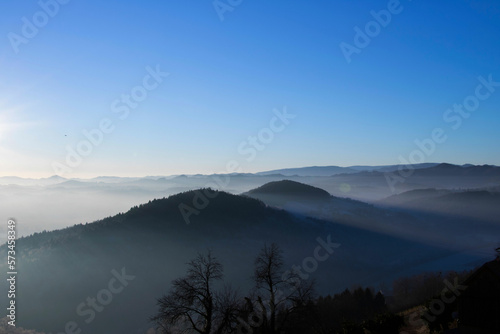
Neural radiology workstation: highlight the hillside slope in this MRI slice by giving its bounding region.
[0,189,460,334]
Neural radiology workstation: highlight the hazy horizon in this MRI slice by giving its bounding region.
[2,1,500,333]
[1,161,497,179]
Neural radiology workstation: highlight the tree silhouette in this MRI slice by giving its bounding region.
[251,243,315,334]
[151,251,239,334]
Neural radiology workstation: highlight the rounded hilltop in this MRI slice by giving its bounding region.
[245,180,331,200]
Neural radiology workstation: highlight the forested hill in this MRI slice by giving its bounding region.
[0,189,472,333]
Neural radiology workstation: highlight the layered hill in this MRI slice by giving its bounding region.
[380,188,500,223]
[244,179,331,203]
[255,163,441,177]
[317,163,500,201]
[0,189,464,334]
[244,180,500,258]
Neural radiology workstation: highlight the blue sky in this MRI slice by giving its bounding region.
[0,0,499,178]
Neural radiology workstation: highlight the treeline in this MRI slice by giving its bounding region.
[286,288,402,334]
[150,244,403,334]
[389,270,472,312]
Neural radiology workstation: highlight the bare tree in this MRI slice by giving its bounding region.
[252,243,315,334]
[152,251,240,334]
[213,285,242,334]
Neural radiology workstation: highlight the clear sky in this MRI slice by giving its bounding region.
[0,0,499,178]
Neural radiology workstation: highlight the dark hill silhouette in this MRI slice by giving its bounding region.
[243,180,385,229]
[322,163,500,201]
[243,180,387,230]
[412,163,500,177]
[245,179,331,200]
[244,181,500,259]
[0,189,467,334]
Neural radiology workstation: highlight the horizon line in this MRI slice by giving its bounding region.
[2,161,498,180]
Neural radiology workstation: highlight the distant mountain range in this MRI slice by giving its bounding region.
[2,163,500,239]
[0,175,67,186]
[3,163,496,186]
[256,163,442,176]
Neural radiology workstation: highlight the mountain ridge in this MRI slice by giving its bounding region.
[1,186,496,333]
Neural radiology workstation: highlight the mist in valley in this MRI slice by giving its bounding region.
[2,1,500,333]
